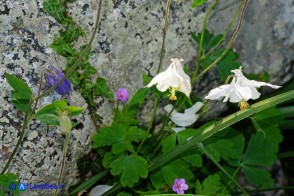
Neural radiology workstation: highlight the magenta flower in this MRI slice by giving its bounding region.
[116,88,129,102]
[45,65,72,96]
[173,178,188,194]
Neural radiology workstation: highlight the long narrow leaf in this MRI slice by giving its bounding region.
[149,90,294,171]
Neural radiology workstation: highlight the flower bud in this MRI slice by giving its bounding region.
[57,110,72,134]
[45,65,72,96]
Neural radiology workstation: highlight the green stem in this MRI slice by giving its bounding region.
[53,131,71,196]
[192,0,219,81]
[192,0,249,83]
[221,166,241,193]
[35,0,103,101]
[157,0,172,74]
[203,0,244,59]
[137,97,159,154]
[198,143,248,195]
[233,186,294,194]
[1,97,34,174]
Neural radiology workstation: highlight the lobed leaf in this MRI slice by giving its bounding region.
[109,154,148,187]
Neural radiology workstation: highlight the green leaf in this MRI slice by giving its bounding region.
[82,62,97,77]
[149,90,294,172]
[192,0,208,8]
[50,38,77,57]
[68,171,108,195]
[142,72,151,85]
[191,29,223,52]
[92,123,150,154]
[109,154,148,187]
[43,0,65,23]
[5,73,33,113]
[0,173,20,195]
[203,49,240,81]
[243,166,274,187]
[127,88,149,110]
[252,107,283,128]
[162,133,177,153]
[94,77,114,100]
[161,160,194,185]
[181,149,203,167]
[150,171,166,190]
[34,100,83,125]
[113,108,138,125]
[203,136,238,162]
[243,125,282,167]
[196,174,220,195]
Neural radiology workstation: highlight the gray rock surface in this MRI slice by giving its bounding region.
[0,0,293,195]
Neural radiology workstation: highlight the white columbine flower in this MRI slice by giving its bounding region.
[164,102,204,127]
[205,68,281,109]
[146,58,191,100]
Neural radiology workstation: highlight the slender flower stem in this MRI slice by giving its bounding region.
[203,0,244,59]
[157,0,172,74]
[35,0,103,101]
[221,166,241,193]
[1,97,34,174]
[197,143,248,196]
[192,0,249,83]
[137,97,159,154]
[53,131,71,196]
[192,0,219,81]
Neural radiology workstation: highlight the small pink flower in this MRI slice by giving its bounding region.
[116,88,129,102]
[173,178,188,194]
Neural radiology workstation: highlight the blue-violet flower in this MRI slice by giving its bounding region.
[45,65,72,96]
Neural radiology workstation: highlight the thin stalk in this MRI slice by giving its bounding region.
[221,166,241,193]
[137,97,159,154]
[192,0,219,81]
[193,0,249,83]
[35,0,103,101]
[1,97,34,174]
[53,131,71,196]
[198,144,248,196]
[157,0,172,74]
[203,0,244,58]
[233,186,294,195]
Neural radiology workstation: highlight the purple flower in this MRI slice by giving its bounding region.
[45,65,72,96]
[173,178,188,194]
[116,88,129,102]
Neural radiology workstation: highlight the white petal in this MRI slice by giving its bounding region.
[172,127,185,133]
[170,113,198,127]
[164,104,174,113]
[185,102,204,114]
[229,86,252,102]
[250,80,282,89]
[90,185,113,196]
[205,84,232,101]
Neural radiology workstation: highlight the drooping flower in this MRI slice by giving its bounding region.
[146,58,191,100]
[164,102,203,127]
[205,68,281,109]
[173,178,188,194]
[45,65,72,96]
[116,88,129,102]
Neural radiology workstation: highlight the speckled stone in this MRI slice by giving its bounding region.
[0,0,293,195]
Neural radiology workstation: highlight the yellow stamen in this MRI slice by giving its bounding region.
[169,87,177,100]
[238,100,249,110]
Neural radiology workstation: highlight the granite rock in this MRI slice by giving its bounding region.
[0,0,293,195]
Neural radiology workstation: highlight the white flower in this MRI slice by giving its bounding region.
[205,68,281,109]
[90,185,113,196]
[164,102,204,127]
[146,58,191,100]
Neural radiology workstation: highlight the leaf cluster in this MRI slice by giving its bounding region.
[92,88,151,187]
